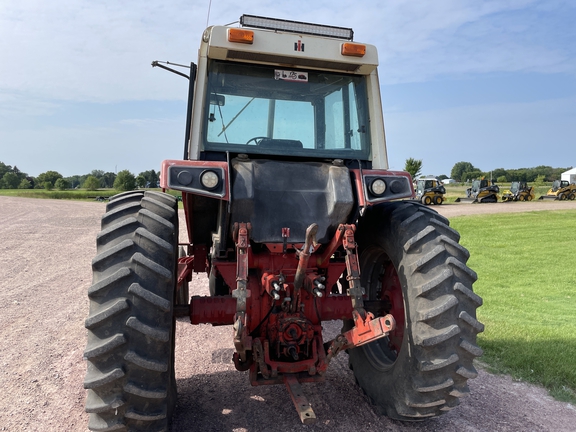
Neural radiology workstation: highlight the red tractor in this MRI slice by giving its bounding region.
[83,15,483,431]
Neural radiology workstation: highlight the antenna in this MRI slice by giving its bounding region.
[206,0,212,28]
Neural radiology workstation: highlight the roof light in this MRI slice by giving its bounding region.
[240,14,354,40]
[341,42,366,57]
[228,28,254,44]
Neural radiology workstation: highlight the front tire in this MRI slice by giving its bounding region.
[348,201,483,420]
[83,191,179,432]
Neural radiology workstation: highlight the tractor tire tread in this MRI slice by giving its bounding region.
[83,191,178,431]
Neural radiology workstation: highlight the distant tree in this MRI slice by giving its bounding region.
[404,158,423,179]
[83,175,101,191]
[65,175,83,188]
[138,169,160,188]
[90,169,105,178]
[534,175,546,186]
[0,161,12,179]
[492,168,508,181]
[18,179,32,189]
[135,175,147,188]
[100,172,116,188]
[25,176,36,189]
[462,170,484,182]
[54,178,70,190]
[43,181,53,190]
[36,170,63,188]
[497,175,507,183]
[451,162,477,182]
[438,174,448,181]
[1,172,20,189]
[113,170,136,191]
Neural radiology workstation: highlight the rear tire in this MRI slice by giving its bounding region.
[433,195,443,205]
[348,201,483,420]
[568,193,575,201]
[84,191,179,432]
[422,196,432,205]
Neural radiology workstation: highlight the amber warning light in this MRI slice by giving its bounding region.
[228,28,254,44]
[341,42,366,57]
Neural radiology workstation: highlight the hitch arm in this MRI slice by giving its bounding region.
[324,311,396,365]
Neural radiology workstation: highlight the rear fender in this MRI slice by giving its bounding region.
[350,169,414,206]
[161,159,230,200]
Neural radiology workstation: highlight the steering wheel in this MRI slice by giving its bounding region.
[245,136,268,145]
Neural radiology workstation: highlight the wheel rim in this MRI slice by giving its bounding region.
[360,247,405,370]
[381,262,405,352]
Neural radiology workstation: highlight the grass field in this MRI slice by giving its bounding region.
[451,210,576,403]
[0,188,182,201]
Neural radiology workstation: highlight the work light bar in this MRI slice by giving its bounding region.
[240,14,354,40]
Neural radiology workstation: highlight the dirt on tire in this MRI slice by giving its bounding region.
[1,196,576,431]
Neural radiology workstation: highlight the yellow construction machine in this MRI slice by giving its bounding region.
[415,177,446,205]
[501,181,535,202]
[538,180,576,200]
[455,179,499,203]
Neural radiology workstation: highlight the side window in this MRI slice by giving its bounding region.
[324,82,364,150]
[325,89,344,149]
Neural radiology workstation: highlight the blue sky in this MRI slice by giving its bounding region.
[1,0,574,177]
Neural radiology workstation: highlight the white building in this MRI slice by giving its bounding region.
[561,167,576,184]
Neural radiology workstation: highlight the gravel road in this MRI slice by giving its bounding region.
[1,196,575,432]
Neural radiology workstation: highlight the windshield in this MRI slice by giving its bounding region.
[510,182,519,193]
[203,60,371,160]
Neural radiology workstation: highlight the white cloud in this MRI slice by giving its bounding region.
[1,0,574,104]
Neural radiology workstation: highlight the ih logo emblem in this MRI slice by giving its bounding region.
[294,40,305,52]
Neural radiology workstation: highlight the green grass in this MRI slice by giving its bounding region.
[451,210,576,403]
[0,188,182,202]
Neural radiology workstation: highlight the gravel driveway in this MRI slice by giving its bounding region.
[1,196,575,431]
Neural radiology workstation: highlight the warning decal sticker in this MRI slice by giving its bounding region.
[274,70,309,83]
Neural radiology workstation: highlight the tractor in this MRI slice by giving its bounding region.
[83,15,483,431]
[538,180,576,200]
[415,177,446,205]
[455,179,499,203]
[501,181,535,202]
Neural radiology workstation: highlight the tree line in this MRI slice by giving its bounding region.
[403,158,571,183]
[0,161,160,191]
[449,161,571,183]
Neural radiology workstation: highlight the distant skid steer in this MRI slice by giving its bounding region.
[539,180,576,201]
[455,179,499,203]
[501,181,534,202]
